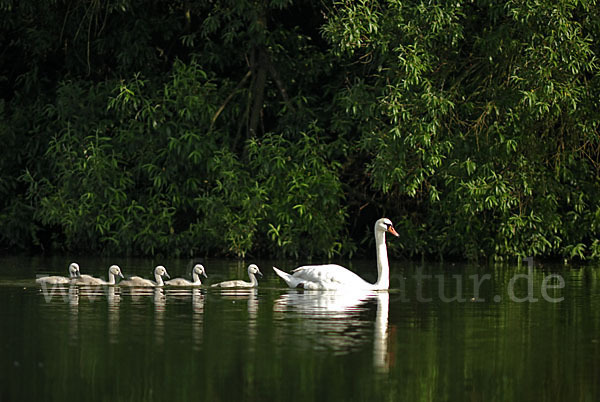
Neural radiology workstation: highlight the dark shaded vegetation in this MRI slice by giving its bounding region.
[1,0,599,261]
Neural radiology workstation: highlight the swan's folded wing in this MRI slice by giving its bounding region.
[292,264,369,289]
[165,278,190,286]
[71,275,104,285]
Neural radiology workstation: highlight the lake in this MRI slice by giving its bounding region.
[0,255,598,401]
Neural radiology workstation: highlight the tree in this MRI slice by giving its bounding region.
[1,0,599,260]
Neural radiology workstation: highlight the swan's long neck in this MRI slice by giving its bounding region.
[374,230,390,290]
[248,272,258,287]
[192,272,200,284]
[155,273,164,286]
[106,272,116,285]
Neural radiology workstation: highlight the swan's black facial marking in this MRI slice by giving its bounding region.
[380,218,399,237]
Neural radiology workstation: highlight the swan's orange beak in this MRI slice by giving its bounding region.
[388,226,400,237]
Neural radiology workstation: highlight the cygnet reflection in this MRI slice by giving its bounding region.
[214,287,259,345]
[106,286,121,344]
[192,289,205,351]
[153,287,166,345]
[68,285,79,344]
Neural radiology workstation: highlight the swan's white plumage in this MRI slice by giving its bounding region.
[71,265,124,286]
[273,264,370,290]
[36,262,80,285]
[211,264,262,288]
[273,218,399,290]
[119,265,170,287]
[165,264,207,286]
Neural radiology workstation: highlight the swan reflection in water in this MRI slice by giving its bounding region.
[153,288,166,345]
[163,287,207,350]
[120,287,167,345]
[68,285,79,344]
[213,288,259,346]
[64,285,123,345]
[373,292,390,371]
[214,288,259,315]
[76,285,122,344]
[274,290,392,372]
[106,286,120,344]
[191,289,205,350]
[80,285,122,344]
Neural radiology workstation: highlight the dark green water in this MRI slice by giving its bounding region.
[0,256,598,401]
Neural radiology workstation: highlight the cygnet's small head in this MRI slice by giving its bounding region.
[248,264,263,277]
[69,263,81,277]
[193,264,207,278]
[109,265,124,279]
[155,265,170,279]
[375,218,400,237]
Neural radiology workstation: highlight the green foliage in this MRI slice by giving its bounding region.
[1,0,600,261]
[322,0,600,261]
[248,130,351,258]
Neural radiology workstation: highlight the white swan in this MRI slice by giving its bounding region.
[119,265,170,287]
[36,262,80,285]
[211,264,262,288]
[273,218,399,290]
[165,264,207,286]
[71,265,124,286]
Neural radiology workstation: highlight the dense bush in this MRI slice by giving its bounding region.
[1,0,599,261]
